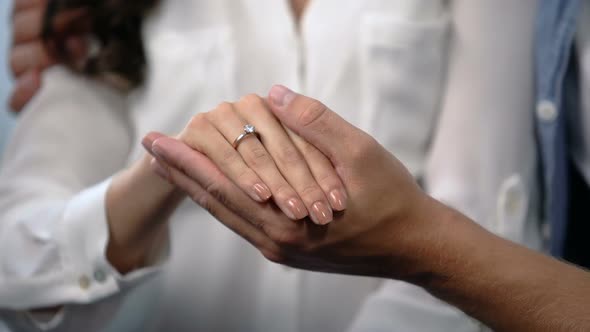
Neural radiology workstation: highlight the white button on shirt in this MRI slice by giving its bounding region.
[78,276,91,290]
[0,0,541,331]
[537,100,558,122]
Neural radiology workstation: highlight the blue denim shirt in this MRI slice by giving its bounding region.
[536,0,581,256]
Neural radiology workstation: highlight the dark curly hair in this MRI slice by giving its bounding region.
[42,0,160,88]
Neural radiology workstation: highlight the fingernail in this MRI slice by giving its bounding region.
[269,85,296,108]
[141,139,155,156]
[311,201,333,225]
[252,183,272,202]
[150,157,171,180]
[142,133,166,157]
[285,198,307,220]
[151,145,168,164]
[329,189,347,211]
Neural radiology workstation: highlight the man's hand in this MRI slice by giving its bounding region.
[9,0,87,112]
[143,86,590,331]
[142,85,439,280]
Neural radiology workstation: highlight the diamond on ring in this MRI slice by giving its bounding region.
[233,124,260,149]
[244,124,256,134]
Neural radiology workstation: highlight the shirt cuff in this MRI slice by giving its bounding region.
[57,177,170,302]
[0,178,169,310]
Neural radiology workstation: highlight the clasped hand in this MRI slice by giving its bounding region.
[142,85,440,280]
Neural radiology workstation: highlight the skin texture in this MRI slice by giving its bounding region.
[144,86,590,331]
[176,95,346,225]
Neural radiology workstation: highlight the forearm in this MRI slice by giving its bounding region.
[106,155,184,273]
[413,200,590,331]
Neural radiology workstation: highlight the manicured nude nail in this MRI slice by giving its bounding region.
[285,198,307,220]
[329,189,348,211]
[151,145,169,165]
[311,201,333,225]
[252,183,272,202]
[141,138,155,156]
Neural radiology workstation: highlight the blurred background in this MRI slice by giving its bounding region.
[0,5,11,330]
[0,0,15,154]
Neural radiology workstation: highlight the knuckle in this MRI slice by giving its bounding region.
[298,184,322,198]
[235,167,255,185]
[186,113,209,131]
[349,135,379,162]
[240,93,262,104]
[298,100,329,128]
[261,247,286,264]
[239,94,267,116]
[276,145,304,165]
[315,170,343,194]
[299,140,321,156]
[220,148,240,167]
[314,170,335,186]
[203,178,229,206]
[246,146,271,168]
[205,103,233,123]
[250,219,265,231]
[272,229,303,248]
[215,101,234,113]
[192,191,212,213]
[239,93,263,106]
[273,184,294,199]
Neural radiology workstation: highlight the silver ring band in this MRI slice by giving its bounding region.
[232,124,260,149]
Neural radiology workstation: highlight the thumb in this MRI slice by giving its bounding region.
[267,85,364,162]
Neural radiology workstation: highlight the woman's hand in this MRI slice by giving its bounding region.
[152,94,348,225]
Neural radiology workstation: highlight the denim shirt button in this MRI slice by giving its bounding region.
[536,100,558,122]
[93,269,108,283]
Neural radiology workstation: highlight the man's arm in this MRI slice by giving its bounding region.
[416,201,590,331]
[143,86,590,331]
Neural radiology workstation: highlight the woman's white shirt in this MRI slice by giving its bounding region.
[0,0,539,331]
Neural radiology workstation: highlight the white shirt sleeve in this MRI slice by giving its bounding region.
[349,0,538,331]
[0,67,166,331]
[425,0,538,228]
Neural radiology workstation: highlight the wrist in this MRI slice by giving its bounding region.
[105,154,184,273]
[384,193,465,285]
[400,197,500,298]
